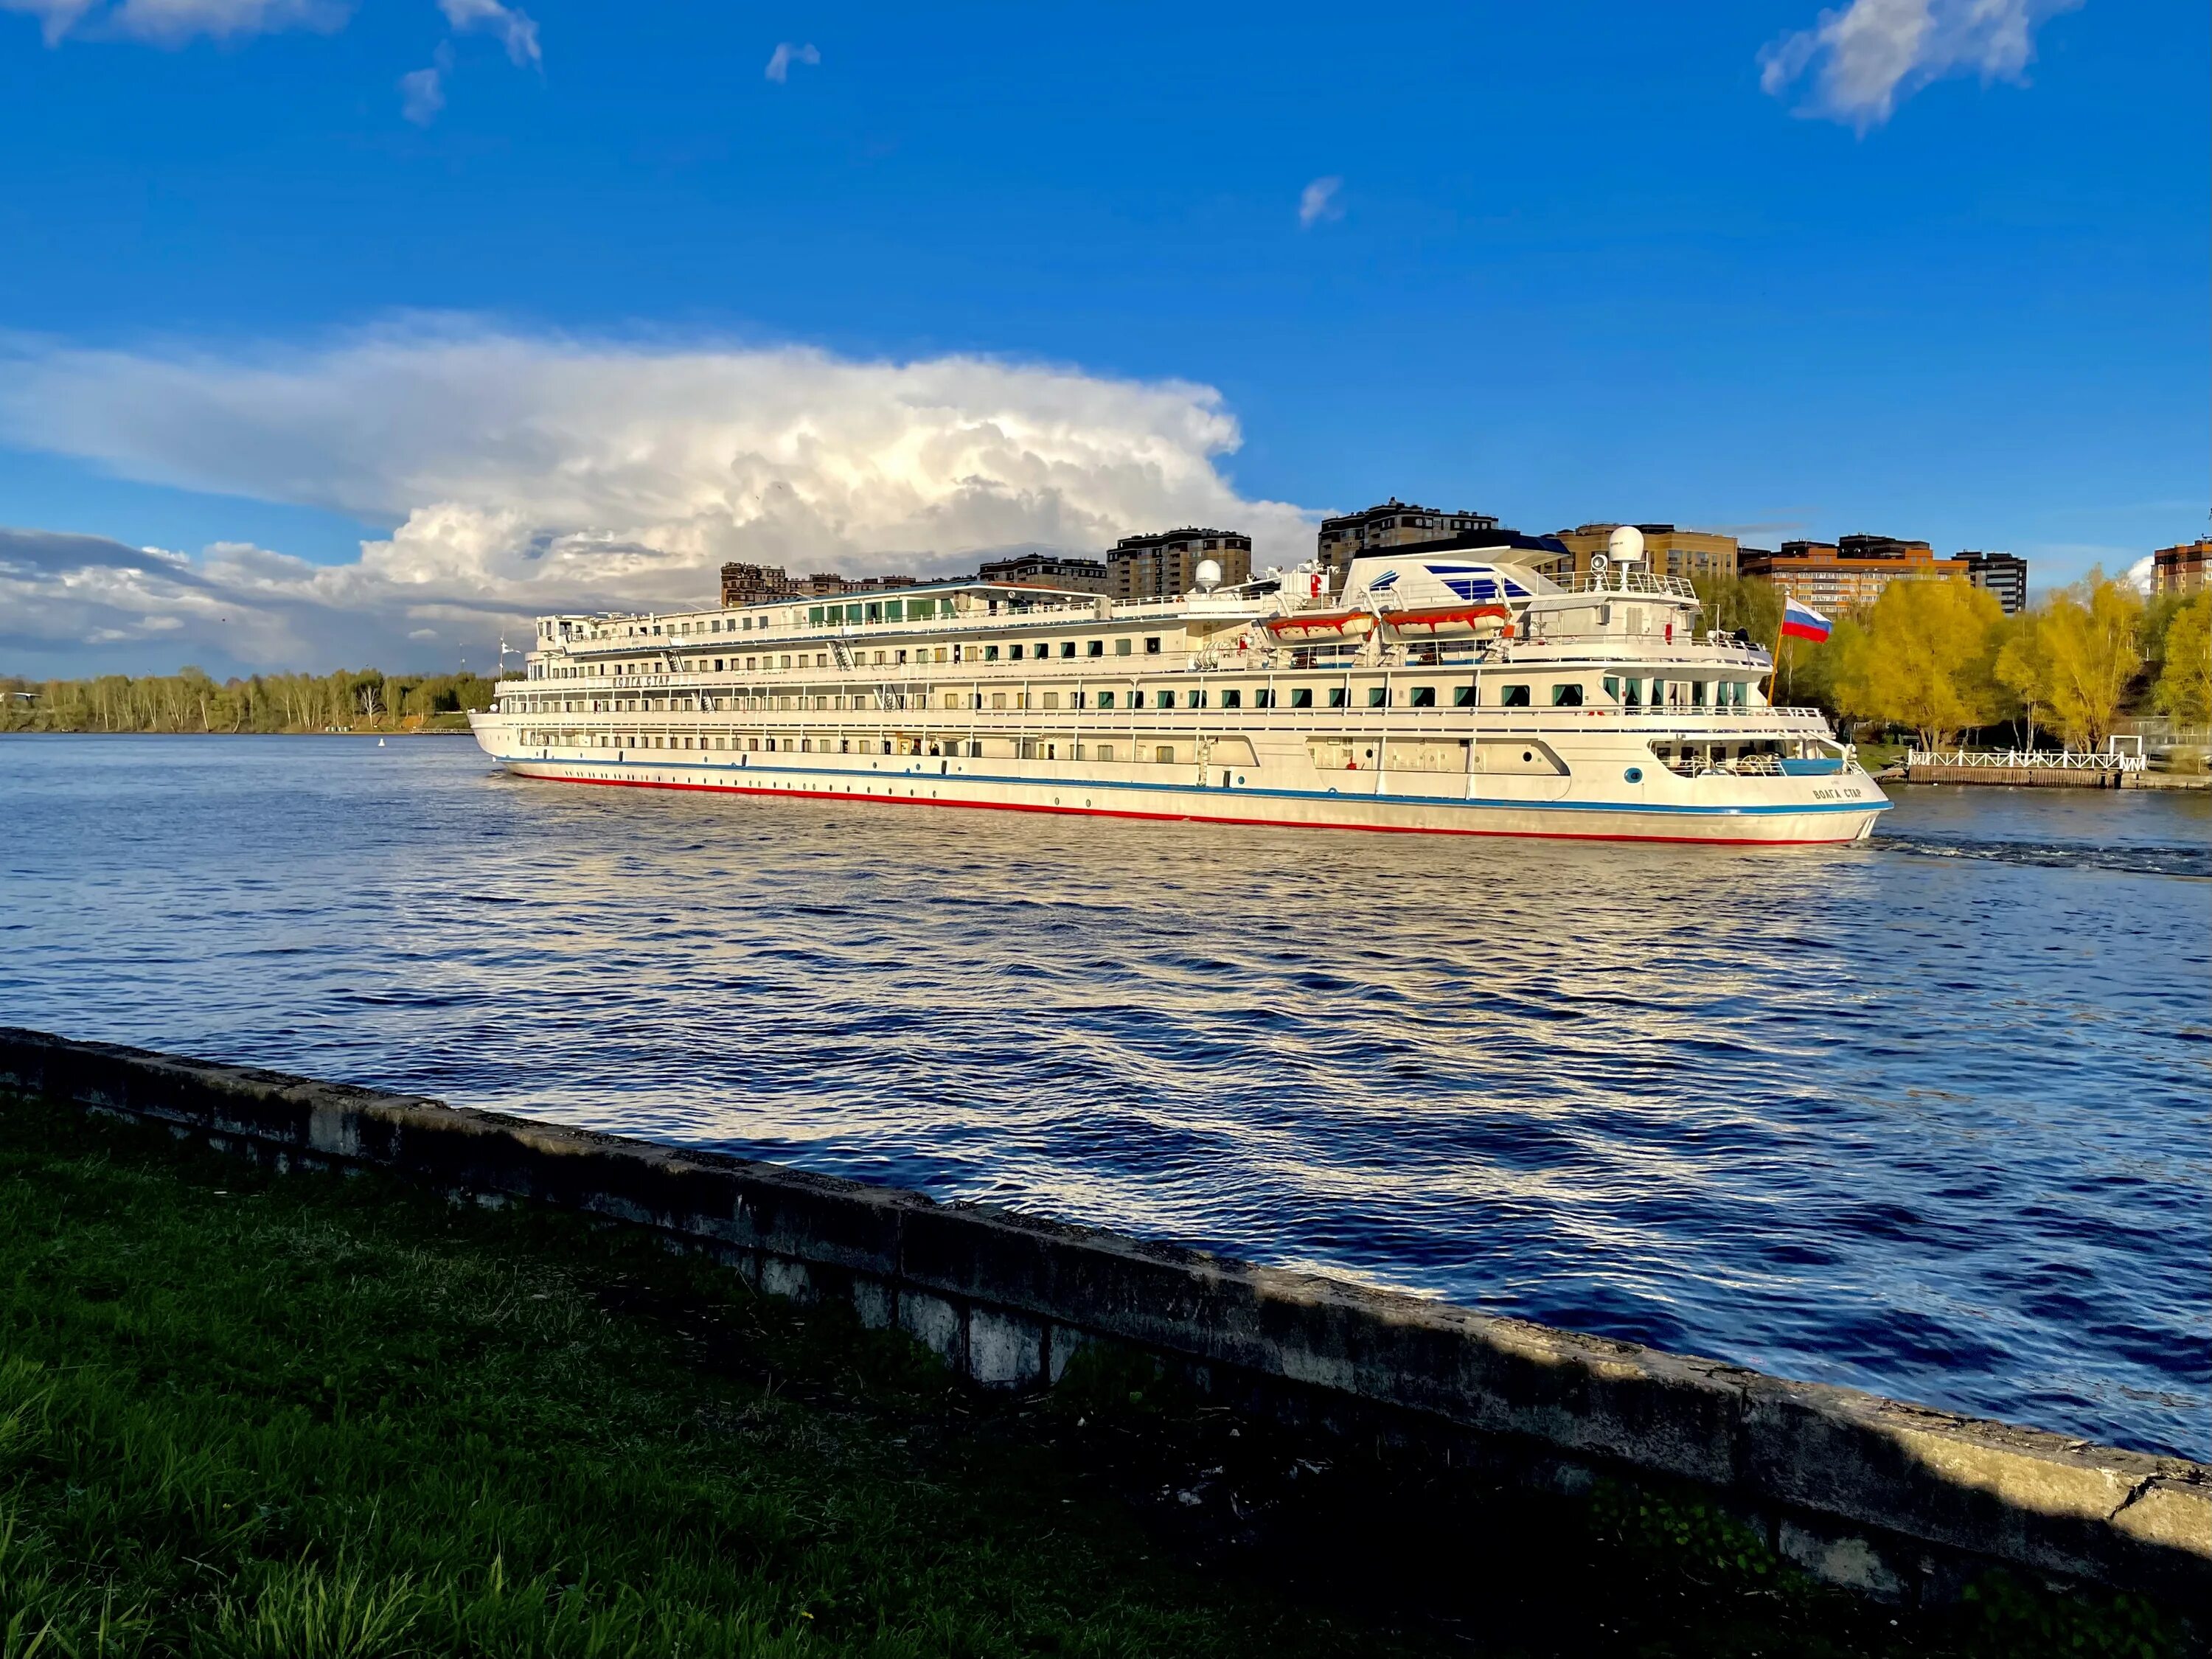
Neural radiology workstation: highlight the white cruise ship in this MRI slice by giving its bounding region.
[472,532,1888,844]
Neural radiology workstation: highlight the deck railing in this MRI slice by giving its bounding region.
[1907,748,2146,773]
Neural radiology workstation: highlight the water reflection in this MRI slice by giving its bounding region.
[2,737,2206,1458]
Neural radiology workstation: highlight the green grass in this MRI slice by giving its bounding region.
[0,1094,2185,1658]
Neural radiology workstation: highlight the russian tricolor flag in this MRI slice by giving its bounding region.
[1780,597,1832,643]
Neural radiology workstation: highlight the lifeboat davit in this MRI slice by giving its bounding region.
[1381,603,1509,639]
[1265,610,1377,644]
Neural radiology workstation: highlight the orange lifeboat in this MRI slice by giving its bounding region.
[1381,603,1509,639]
[1264,610,1377,644]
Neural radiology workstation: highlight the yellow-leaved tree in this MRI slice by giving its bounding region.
[1998,572,2143,751]
[2154,591,2211,727]
[1829,578,2006,749]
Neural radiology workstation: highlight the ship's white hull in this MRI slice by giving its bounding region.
[479,742,1885,845]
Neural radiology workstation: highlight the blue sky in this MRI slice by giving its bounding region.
[1,0,2204,676]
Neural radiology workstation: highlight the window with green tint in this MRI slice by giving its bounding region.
[1328,687,1348,709]
[1221,689,1242,709]
[885,600,903,622]
[1096,691,1115,709]
[1116,638,1133,655]
[1292,687,1314,709]
[808,606,824,625]
[1691,681,1706,706]
[866,602,883,624]
[984,644,999,661]
[1155,689,1175,709]
[1500,684,1531,707]
[1410,686,1436,708]
[1604,676,1621,700]
[1552,683,1584,707]
[1188,689,1206,709]
[1366,686,1388,707]
[1453,685,1477,708]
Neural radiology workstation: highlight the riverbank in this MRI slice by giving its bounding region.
[1,1086,2190,1658]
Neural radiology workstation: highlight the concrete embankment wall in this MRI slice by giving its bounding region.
[3,1026,2205,1613]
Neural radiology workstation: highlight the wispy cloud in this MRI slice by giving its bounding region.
[438,0,538,67]
[1758,0,2079,131]
[765,40,818,83]
[4,0,349,47]
[398,44,451,126]
[1296,175,1343,229]
[0,323,1318,675]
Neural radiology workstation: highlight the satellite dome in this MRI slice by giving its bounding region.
[1607,525,1646,565]
[1194,557,1224,592]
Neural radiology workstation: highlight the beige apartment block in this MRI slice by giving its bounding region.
[1544,524,1739,585]
[2152,539,2209,597]
[1107,528,1253,602]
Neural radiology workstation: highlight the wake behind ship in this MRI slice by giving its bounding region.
[473,532,1888,845]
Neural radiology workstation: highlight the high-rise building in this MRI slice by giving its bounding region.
[1545,524,1739,584]
[1317,500,1499,577]
[2152,540,2210,597]
[1958,552,2029,616]
[975,552,1110,593]
[1107,528,1252,602]
[1738,537,1970,612]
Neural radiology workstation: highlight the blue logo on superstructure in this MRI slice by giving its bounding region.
[1368,568,1401,591]
[1422,561,1509,602]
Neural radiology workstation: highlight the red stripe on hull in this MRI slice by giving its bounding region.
[504,767,1868,846]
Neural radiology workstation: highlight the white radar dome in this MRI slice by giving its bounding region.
[1194,557,1224,591]
[1607,525,1646,565]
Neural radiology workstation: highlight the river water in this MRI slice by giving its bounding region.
[3,735,2206,1458]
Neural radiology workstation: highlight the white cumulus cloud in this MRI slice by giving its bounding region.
[0,325,1318,675]
[5,0,348,46]
[1297,175,1343,229]
[765,40,818,83]
[1758,0,2079,130]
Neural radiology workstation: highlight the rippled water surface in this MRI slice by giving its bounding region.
[4,735,2207,1458]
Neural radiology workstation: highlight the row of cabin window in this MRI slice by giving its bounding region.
[526,731,1190,766]
[593,599,951,639]
[542,678,1752,715]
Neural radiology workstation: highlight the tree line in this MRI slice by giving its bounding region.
[0,668,499,734]
[1696,571,2211,751]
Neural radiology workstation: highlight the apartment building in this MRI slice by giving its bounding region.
[2152,540,2210,597]
[719,563,918,608]
[1958,551,2029,616]
[1316,500,1500,577]
[975,552,1111,593]
[1107,528,1253,602]
[1544,523,1739,585]
[1738,536,1970,611]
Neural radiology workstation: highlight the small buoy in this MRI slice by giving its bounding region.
[377,738,386,747]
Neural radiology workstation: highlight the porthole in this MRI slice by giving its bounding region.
[1624,766,1644,783]
[1522,750,1534,763]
